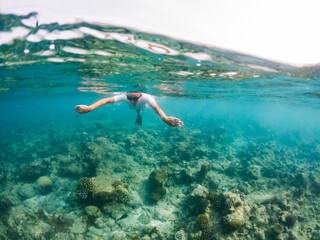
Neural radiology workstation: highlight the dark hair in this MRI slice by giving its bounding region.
[127,91,140,94]
[127,91,142,101]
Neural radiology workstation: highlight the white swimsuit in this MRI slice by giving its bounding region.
[113,93,156,110]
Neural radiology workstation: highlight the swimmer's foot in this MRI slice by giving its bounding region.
[135,115,142,126]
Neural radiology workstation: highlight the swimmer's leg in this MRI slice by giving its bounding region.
[135,110,142,126]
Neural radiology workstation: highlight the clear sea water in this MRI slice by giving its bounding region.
[1,13,320,240]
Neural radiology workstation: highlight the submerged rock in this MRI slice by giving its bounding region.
[92,175,115,202]
[172,169,194,185]
[185,184,209,215]
[169,140,196,162]
[18,183,36,200]
[0,196,12,217]
[20,162,49,181]
[37,210,74,234]
[309,180,320,194]
[220,191,245,233]
[190,184,208,198]
[92,236,103,240]
[138,212,151,224]
[6,208,51,239]
[85,205,102,219]
[58,161,88,178]
[273,223,284,234]
[70,218,86,235]
[102,202,131,220]
[195,164,212,183]
[175,229,186,240]
[244,164,262,180]
[291,173,308,188]
[224,214,244,232]
[92,175,130,204]
[111,231,126,240]
[83,137,113,174]
[280,211,297,227]
[148,167,168,202]
[0,167,7,183]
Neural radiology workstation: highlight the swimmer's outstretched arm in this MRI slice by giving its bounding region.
[151,102,184,127]
[74,97,115,114]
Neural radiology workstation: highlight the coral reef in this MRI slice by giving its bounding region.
[206,191,220,206]
[0,196,12,213]
[175,229,186,240]
[19,162,49,181]
[1,117,320,240]
[0,168,7,184]
[6,208,52,239]
[223,218,243,232]
[148,167,168,202]
[196,214,210,229]
[37,210,74,233]
[55,153,87,178]
[195,164,212,183]
[280,211,297,227]
[36,176,53,194]
[75,177,95,199]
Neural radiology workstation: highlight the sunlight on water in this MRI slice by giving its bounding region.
[0,12,320,240]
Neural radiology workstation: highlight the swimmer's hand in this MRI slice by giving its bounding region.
[74,105,92,114]
[162,116,184,127]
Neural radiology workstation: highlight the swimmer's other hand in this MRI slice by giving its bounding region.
[74,105,92,114]
[135,115,142,126]
[162,116,184,127]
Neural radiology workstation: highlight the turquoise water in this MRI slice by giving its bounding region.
[1,13,320,240]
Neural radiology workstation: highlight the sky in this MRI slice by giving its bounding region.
[1,0,320,66]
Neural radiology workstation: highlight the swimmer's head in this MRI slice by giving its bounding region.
[127,91,142,105]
